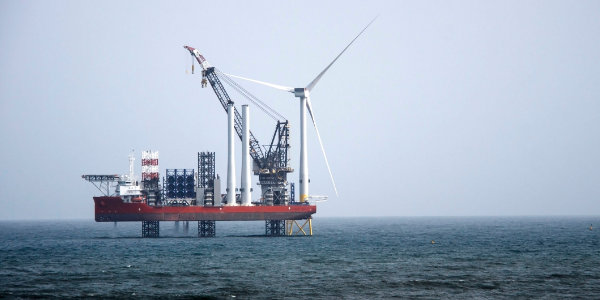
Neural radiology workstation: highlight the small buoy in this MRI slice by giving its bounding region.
[431,240,435,244]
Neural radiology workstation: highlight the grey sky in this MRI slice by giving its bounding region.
[1,1,599,219]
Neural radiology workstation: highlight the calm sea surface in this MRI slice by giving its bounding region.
[1,217,599,299]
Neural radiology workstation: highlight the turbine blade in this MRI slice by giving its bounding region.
[305,97,339,197]
[224,73,294,92]
[306,16,378,92]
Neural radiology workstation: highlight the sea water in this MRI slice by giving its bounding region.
[1,217,599,298]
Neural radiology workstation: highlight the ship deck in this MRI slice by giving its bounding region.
[94,197,316,222]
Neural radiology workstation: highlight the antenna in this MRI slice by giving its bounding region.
[128,149,135,181]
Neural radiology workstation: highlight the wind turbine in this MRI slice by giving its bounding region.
[226,17,377,203]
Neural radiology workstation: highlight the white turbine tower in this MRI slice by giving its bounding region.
[226,18,376,203]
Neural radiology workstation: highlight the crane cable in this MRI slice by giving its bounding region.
[216,69,283,121]
[215,68,286,121]
[220,72,278,121]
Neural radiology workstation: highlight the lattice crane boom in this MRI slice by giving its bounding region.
[184,46,265,168]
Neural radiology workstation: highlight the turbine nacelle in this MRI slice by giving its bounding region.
[294,88,309,98]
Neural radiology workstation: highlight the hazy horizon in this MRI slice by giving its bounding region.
[1,1,599,219]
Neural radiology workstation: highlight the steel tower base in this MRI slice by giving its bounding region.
[286,218,313,236]
[142,221,160,238]
[198,221,216,237]
[265,220,286,236]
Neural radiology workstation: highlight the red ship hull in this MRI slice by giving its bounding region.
[94,197,316,222]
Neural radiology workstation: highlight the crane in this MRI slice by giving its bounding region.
[184,46,293,205]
